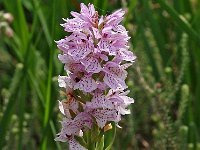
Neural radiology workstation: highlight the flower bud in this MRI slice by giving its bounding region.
[3,13,14,23]
[5,27,13,38]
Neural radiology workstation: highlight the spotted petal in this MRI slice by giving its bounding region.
[68,42,93,60]
[58,54,71,64]
[104,62,127,79]
[65,63,85,73]
[119,48,136,62]
[69,138,87,150]
[62,18,89,32]
[54,132,68,142]
[86,92,113,109]
[107,92,134,115]
[56,39,70,53]
[59,98,79,118]
[81,56,102,73]
[60,112,92,136]
[58,75,74,89]
[106,9,125,26]
[91,109,120,128]
[103,73,127,90]
[74,76,97,92]
[98,40,116,55]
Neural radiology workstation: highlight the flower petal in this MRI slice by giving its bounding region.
[54,132,68,142]
[69,138,87,150]
[74,76,97,92]
[86,92,113,109]
[68,43,92,60]
[103,73,127,90]
[58,75,74,88]
[59,99,79,118]
[91,109,120,128]
[104,62,127,79]
[81,56,102,73]
[119,48,136,62]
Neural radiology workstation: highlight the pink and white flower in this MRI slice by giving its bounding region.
[55,3,136,149]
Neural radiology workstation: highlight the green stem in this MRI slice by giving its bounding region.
[87,130,95,150]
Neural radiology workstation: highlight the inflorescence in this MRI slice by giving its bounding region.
[55,3,136,150]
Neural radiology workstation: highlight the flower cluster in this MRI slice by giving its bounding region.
[55,3,136,149]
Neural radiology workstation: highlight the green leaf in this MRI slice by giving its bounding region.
[74,136,88,148]
[96,135,104,150]
[104,122,116,150]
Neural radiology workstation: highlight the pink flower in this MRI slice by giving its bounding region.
[55,132,86,150]
[106,90,134,115]
[90,109,120,128]
[59,99,79,119]
[74,75,98,93]
[55,112,93,147]
[55,3,136,149]
[81,55,102,73]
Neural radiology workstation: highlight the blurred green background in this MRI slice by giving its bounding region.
[0,0,200,149]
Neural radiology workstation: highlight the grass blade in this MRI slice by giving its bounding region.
[18,77,27,150]
[0,64,23,148]
[155,0,200,45]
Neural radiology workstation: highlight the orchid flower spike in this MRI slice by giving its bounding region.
[55,3,136,150]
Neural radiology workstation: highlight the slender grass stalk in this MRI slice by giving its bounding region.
[0,63,23,148]
[142,0,168,66]
[41,0,56,149]
[134,8,160,80]
[18,77,27,150]
[32,0,52,47]
[155,0,200,45]
[124,0,137,26]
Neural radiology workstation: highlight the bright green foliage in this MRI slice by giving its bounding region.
[0,0,200,149]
